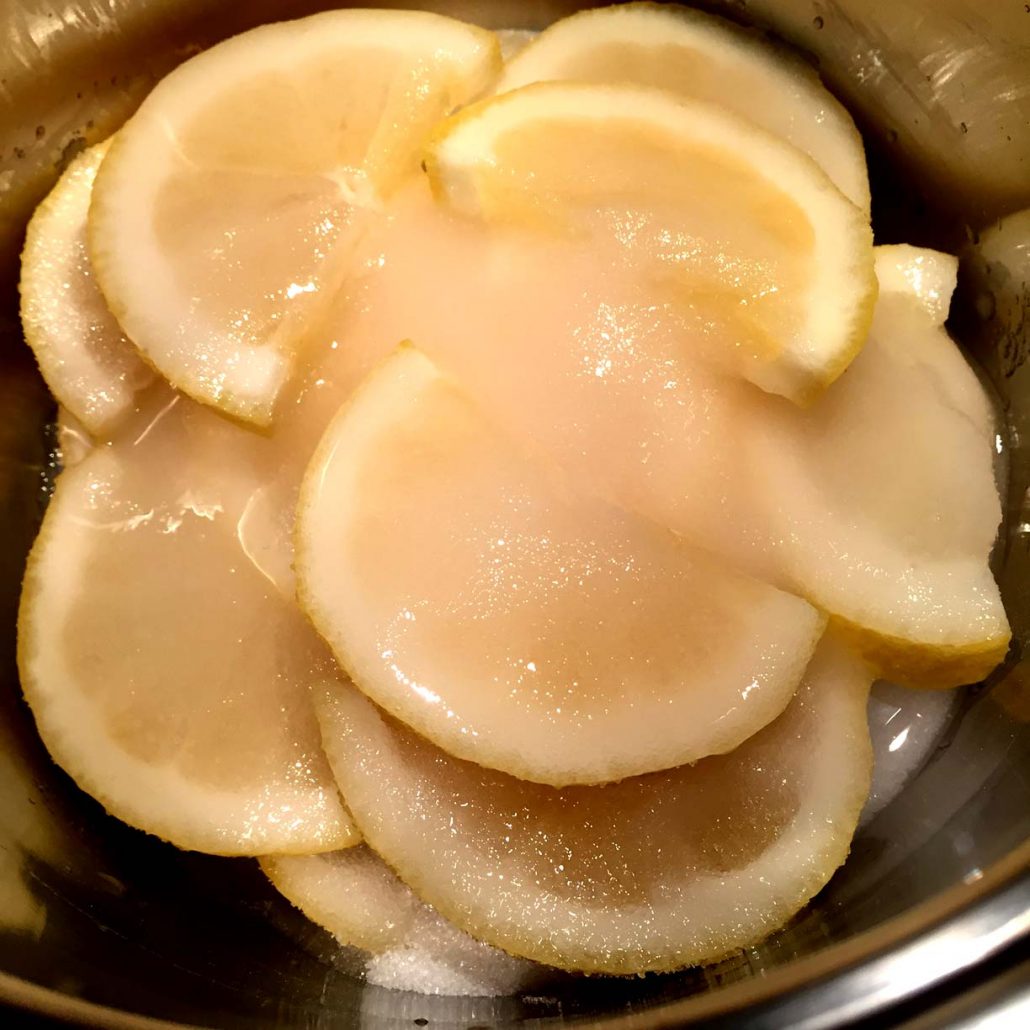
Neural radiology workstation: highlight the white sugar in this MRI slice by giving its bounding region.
[365,919,538,996]
[861,680,959,825]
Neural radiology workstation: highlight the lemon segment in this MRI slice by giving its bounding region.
[296,346,825,786]
[496,2,870,210]
[19,139,154,435]
[870,245,993,445]
[18,390,357,855]
[314,636,873,974]
[89,10,501,425]
[425,81,876,405]
[751,245,1009,688]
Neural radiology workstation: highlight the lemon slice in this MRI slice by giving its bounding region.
[752,246,1009,687]
[315,636,872,974]
[261,846,538,995]
[496,2,870,211]
[296,347,824,786]
[18,389,357,855]
[20,139,154,436]
[89,10,501,425]
[426,81,875,405]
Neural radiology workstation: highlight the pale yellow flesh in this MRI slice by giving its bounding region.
[19,139,153,435]
[297,348,824,786]
[88,9,501,424]
[18,387,357,855]
[496,2,870,210]
[315,636,873,974]
[870,245,993,442]
[262,846,538,996]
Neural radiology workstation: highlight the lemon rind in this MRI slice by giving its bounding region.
[17,448,358,856]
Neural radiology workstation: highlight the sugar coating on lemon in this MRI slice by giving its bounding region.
[19,138,154,435]
[262,846,539,996]
[18,389,357,855]
[315,635,873,974]
[89,10,501,425]
[296,347,825,786]
[426,81,876,406]
[496,2,870,211]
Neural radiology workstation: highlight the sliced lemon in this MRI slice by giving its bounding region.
[296,347,824,786]
[20,139,154,436]
[262,845,538,995]
[18,389,357,855]
[315,636,872,974]
[496,2,870,210]
[89,10,501,425]
[426,81,875,405]
[751,246,1009,687]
